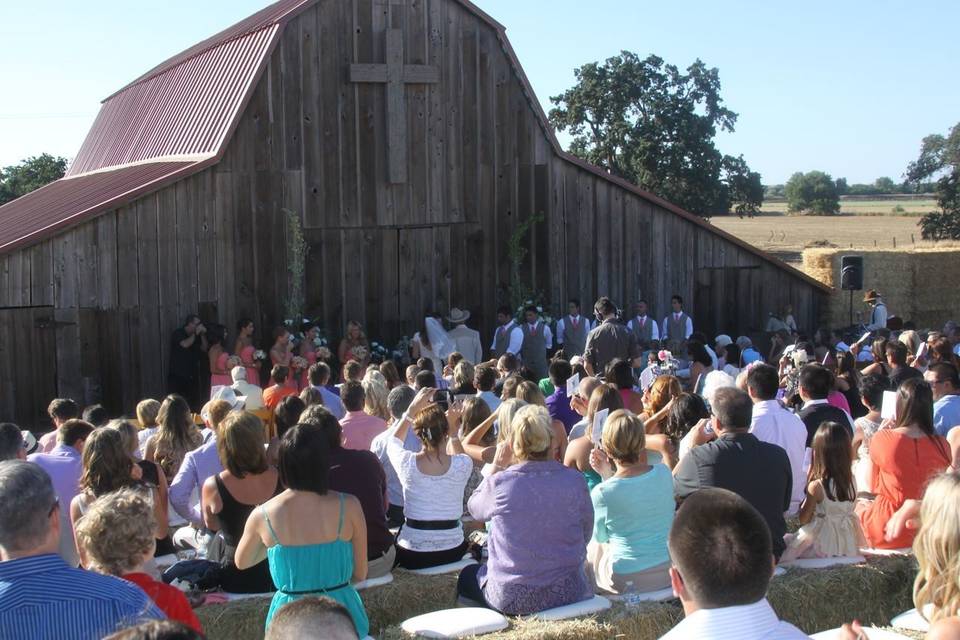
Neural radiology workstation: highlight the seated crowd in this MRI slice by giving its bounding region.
[2,302,960,640]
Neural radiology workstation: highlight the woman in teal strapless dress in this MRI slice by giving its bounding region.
[235,423,370,638]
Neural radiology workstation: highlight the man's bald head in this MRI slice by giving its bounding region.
[265,597,358,640]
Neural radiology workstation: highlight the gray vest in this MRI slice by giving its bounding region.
[563,316,588,356]
[493,323,513,358]
[521,321,548,378]
[630,315,655,346]
[666,312,690,341]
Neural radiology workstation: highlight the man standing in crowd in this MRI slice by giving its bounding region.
[927,363,960,437]
[169,314,208,409]
[28,419,93,566]
[660,488,808,639]
[447,308,483,364]
[520,306,553,380]
[555,299,592,358]
[583,297,640,377]
[746,364,808,514]
[674,387,793,560]
[864,290,888,331]
[626,300,660,351]
[490,306,523,360]
[37,398,79,453]
[797,365,854,445]
[0,461,163,636]
[662,295,693,342]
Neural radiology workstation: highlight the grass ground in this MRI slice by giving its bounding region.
[711,213,927,267]
[761,197,938,217]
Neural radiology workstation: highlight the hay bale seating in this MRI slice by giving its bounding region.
[195,555,916,640]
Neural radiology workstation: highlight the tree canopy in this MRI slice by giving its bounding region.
[0,154,68,206]
[907,122,960,240]
[548,52,762,217]
[784,171,840,215]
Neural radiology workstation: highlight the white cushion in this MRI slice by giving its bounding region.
[860,547,913,556]
[354,573,394,591]
[787,556,866,569]
[401,607,509,638]
[891,607,932,632]
[605,587,675,603]
[409,557,476,576]
[223,591,275,601]
[811,629,914,640]
[529,594,612,621]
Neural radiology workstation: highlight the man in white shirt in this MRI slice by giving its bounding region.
[659,488,808,640]
[229,366,263,410]
[863,289,888,331]
[626,300,660,350]
[520,305,553,380]
[746,364,807,513]
[446,308,483,364]
[473,365,501,413]
[555,299,592,357]
[661,295,693,342]
[490,305,523,359]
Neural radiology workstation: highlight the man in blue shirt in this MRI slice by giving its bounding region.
[307,361,346,419]
[926,363,960,437]
[0,461,163,639]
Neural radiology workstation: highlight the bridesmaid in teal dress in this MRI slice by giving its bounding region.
[235,423,369,637]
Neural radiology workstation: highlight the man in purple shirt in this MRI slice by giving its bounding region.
[545,359,580,434]
[169,430,223,551]
[28,419,94,567]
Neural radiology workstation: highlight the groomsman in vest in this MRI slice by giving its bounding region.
[490,305,523,359]
[662,295,693,342]
[555,299,591,357]
[520,305,553,380]
[626,300,660,351]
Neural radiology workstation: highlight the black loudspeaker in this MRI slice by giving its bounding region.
[840,256,863,291]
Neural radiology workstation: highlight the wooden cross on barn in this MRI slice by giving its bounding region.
[349,29,439,184]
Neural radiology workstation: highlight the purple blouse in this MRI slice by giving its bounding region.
[546,388,580,434]
[468,460,594,615]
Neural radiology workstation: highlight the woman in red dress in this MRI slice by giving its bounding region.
[859,378,951,549]
[235,318,261,388]
[208,324,233,389]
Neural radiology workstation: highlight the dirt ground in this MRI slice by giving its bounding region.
[710,213,926,267]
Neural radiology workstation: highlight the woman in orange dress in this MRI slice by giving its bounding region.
[859,378,951,549]
[235,318,261,387]
[270,326,297,391]
[337,320,370,369]
[208,325,233,388]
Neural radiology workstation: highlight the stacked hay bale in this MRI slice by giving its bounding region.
[802,247,960,329]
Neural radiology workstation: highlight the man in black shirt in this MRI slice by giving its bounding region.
[797,364,854,445]
[886,341,923,390]
[168,314,207,409]
[674,387,792,560]
[582,297,640,377]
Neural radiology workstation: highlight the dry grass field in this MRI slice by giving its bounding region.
[711,213,927,267]
[761,197,937,217]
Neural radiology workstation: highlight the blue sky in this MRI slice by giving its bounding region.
[1,1,957,184]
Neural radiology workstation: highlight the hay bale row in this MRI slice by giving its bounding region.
[195,556,916,640]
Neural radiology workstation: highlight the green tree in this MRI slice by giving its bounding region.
[548,52,761,217]
[0,154,68,206]
[835,177,849,196]
[784,171,841,215]
[906,122,960,240]
[874,176,896,194]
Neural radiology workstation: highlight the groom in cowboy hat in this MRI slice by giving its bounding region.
[863,289,888,331]
[447,307,483,364]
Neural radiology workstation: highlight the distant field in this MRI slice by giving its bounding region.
[761,197,937,217]
[711,214,926,267]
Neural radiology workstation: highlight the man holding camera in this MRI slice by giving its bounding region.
[168,314,208,409]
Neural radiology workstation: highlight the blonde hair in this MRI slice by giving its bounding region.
[362,380,390,421]
[75,488,154,576]
[913,472,960,623]
[108,419,139,457]
[454,361,475,388]
[217,412,268,478]
[495,399,528,444]
[135,399,161,428]
[516,381,546,406]
[899,330,921,355]
[510,405,553,461]
[363,369,388,388]
[602,410,646,464]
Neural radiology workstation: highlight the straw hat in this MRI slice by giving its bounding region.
[447,308,471,324]
[863,289,880,303]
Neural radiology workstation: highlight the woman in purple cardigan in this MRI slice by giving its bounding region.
[457,405,594,614]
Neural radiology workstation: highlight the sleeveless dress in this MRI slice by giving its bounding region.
[211,351,233,387]
[240,345,261,387]
[214,475,278,593]
[788,480,865,557]
[262,494,369,637]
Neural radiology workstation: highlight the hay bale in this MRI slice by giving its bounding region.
[802,249,837,288]
[195,556,917,640]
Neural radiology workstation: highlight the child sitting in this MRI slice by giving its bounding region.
[781,421,865,562]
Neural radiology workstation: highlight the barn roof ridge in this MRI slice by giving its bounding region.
[0,0,830,293]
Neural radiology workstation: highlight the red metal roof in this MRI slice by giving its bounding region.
[0,161,206,254]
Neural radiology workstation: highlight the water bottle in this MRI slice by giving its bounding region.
[622,581,642,608]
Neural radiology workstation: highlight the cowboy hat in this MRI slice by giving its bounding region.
[863,289,880,303]
[447,308,471,324]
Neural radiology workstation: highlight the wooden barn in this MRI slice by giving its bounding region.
[0,0,828,428]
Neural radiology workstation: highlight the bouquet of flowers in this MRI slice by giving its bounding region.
[316,346,332,360]
[253,350,267,361]
[227,355,242,368]
[392,336,412,365]
[369,342,389,364]
[652,349,680,377]
[350,345,370,361]
[291,356,309,370]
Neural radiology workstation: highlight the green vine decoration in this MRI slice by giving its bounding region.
[283,208,307,323]
[506,211,549,320]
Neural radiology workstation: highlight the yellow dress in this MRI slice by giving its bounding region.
[791,482,866,557]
